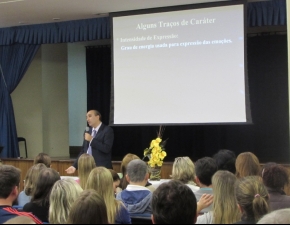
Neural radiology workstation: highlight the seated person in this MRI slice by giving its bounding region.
[257,208,290,224]
[194,157,218,213]
[0,165,42,224]
[212,149,236,174]
[171,156,199,192]
[116,159,152,216]
[119,153,155,192]
[17,163,47,207]
[33,153,51,168]
[151,179,213,224]
[262,163,290,211]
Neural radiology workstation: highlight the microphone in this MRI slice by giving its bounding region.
[85,126,90,133]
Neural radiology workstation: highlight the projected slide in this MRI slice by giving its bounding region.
[112,3,246,125]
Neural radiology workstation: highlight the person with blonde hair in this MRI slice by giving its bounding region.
[77,153,96,189]
[196,170,241,224]
[86,167,131,224]
[17,163,47,207]
[235,152,261,178]
[49,178,83,224]
[67,189,109,224]
[235,176,269,223]
[33,153,51,168]
[171,156,199,192]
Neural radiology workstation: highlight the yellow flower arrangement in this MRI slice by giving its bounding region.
[143,126,168,168]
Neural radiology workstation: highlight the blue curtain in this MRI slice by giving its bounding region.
[0,44,40,158]
[0,17,110,45]
[248,0,286,27]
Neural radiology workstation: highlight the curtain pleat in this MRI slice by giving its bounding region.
[0,44,40,157]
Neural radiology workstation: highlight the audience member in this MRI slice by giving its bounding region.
[17,163,47,207]
[49,178,83,224]
[3,216,36,224]
[116,159,152,216]
[77,153,96,189]
[235,176,269,223]
[212,149,236,174]
[261,163,290,210]
[236,152,261,178]
[257,208,290,224]
[33,153,51,168]
[86,167,131,224]
[67,189,109,224]
[0,165,42,224]
[194,157,218,213]
[151,179,213,224]
[119,153,155,192]
[171,156,199,192]
[23,168,60,222]
[196,170,240,224]
[109,169,122,195]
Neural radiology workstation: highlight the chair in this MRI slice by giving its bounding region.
[17,137,28,158]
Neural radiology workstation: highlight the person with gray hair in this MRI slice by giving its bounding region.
[257,208,290,224]
[116,159,152,217]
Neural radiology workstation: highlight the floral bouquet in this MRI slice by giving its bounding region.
[143,126,168,180]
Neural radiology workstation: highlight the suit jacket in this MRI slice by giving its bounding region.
[73,123,114,169]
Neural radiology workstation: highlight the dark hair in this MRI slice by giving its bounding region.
[108,169,120,182]
[67,189,108,224]
[34,153,51,168]
[92,110,102,121]
[31,168,60,206]
[195,157,218,186]
[213,149,236,174]
[151,180,197,224]
[262,164,289,190]
[0,165,21,198]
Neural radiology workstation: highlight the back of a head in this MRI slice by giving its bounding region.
[86,167,114,200]
[235,176,269,223]
[257,208,290,224]
[109,169,120,182]
[126,159,148,183]
[212,170,240,224]
[171,156,195,184]
[67,189,108,224]
[151,180,197,224]
[213,149,236,174]
[78,154,96,189]
[235,152,261,178]
[120,153,140,189]
[262,163,289,190]
[24,163,47,196]
[0,165,21,199]
[195,157,218,186]
[34,153,51,168]
[49,178,83,224]
[32,168,61,205]
[3,216,36,224]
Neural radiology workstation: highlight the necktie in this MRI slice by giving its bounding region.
[87,129,96,155]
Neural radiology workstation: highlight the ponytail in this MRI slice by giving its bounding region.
[252,193,269,222]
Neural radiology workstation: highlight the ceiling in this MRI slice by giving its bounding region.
[0,0,235,28]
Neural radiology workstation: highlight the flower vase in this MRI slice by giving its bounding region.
[149,166,161,181]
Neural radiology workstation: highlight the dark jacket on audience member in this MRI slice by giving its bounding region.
[23,202,49,222]
[267,188,290,211]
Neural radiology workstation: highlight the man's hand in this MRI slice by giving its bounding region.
[197,194,214,214]
[65,166,76,174]
[84,133,93,142]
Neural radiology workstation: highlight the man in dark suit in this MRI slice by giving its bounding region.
[65,110,114,174]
